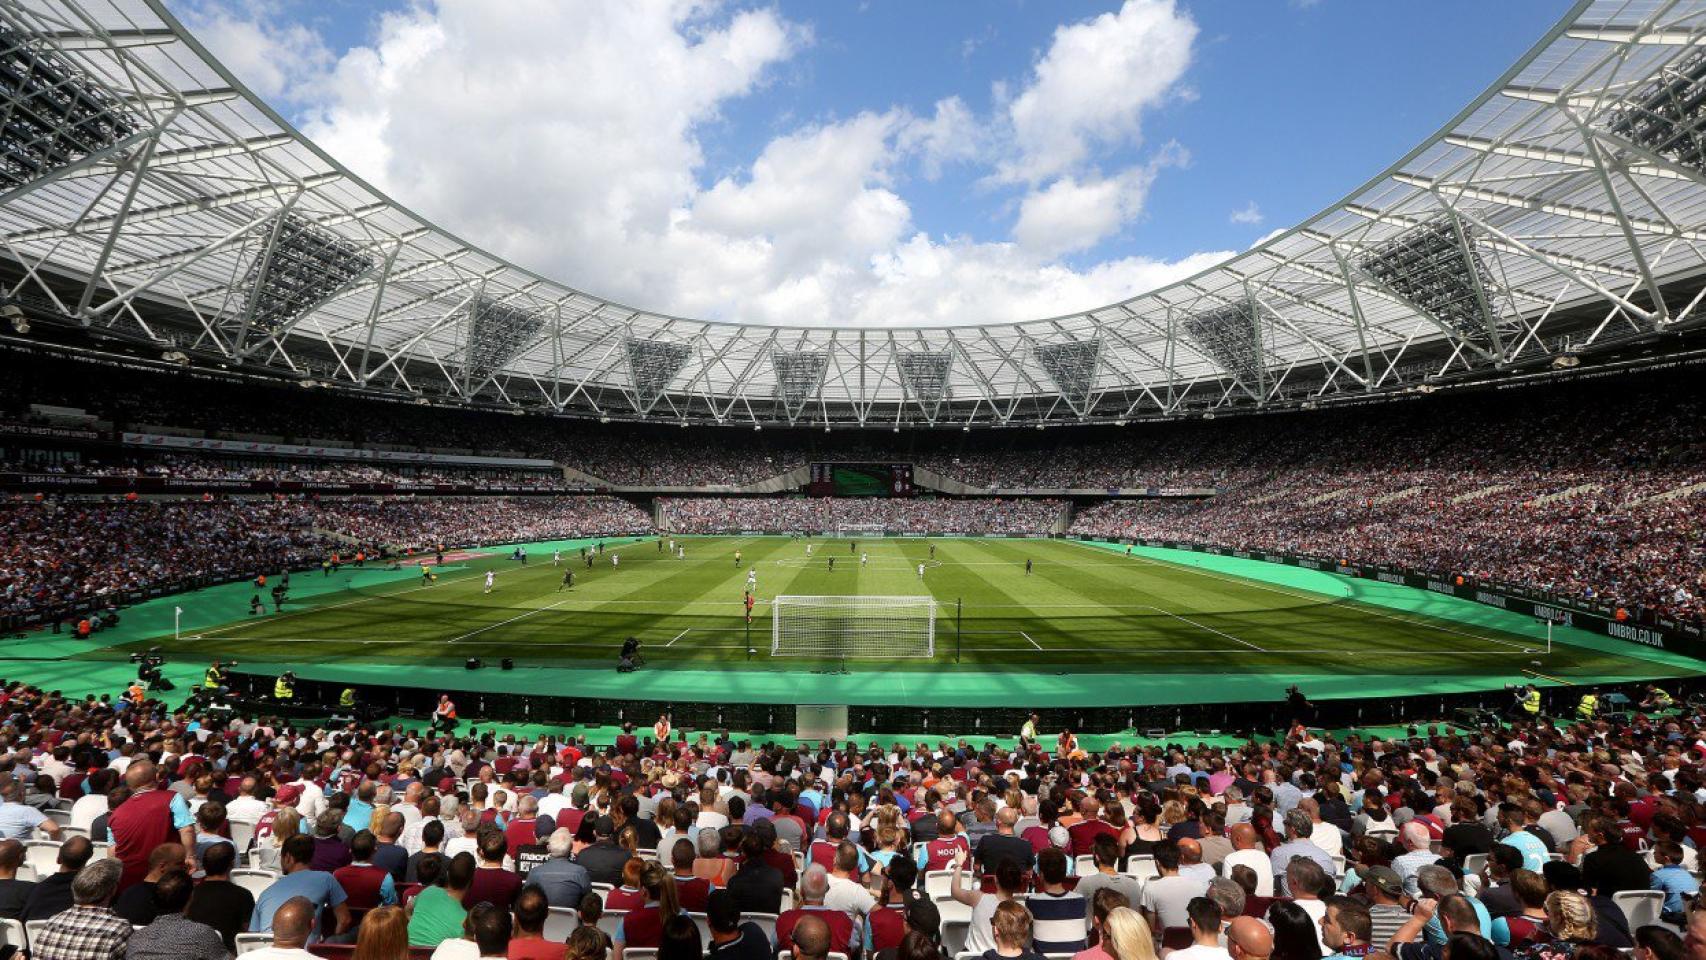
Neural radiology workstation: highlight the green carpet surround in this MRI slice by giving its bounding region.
[0,534,1695,710]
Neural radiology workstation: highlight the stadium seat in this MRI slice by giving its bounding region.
[1073,855,1096,875]
[1123,856,1157,882]
[924,869,963,901]
[745,912,779,943]
[593,882,615,904]
[230,818,258,856]
[43,808,71,827]
[778,952,849,960]
[0,918,24,952]
[544,906,580,940]
[1162,928,1194,951]
[21,840,59,878]
[780,889,794,912]
[1613,890,1664,931]
[231,869,280,898]
[623,950,658,960]
[688,912,712,944]
[597,909,627,939]
[58,826,88,841]
[1462,853,1488,878]
[14,864,35,884]
[941,918,970,955]
[89,843,112,862]
[1330,855,1345,878]
[25,920,50,950]
[235,934,273,956]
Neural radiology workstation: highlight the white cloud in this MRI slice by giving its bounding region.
[1001,0,1197,184]
[1229,200,1264,225]
[197,0,1227,327]
[179,0,332,102]
[1014,144,1186,258]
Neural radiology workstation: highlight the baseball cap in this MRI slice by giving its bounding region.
[593,815,615,837]
[1362,866,1402,897]
[274,783,304,805]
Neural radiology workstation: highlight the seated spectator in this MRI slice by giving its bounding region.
[984,899,1046,960]
[33,859,130,960]
[23,834,94,921]
[0,838,35,919]
[658,913,702,960]
[705,888,770,960]
[242,896,320,960]
[114,842,185,927]
[433,900,510,960]
[778,866,856,959]
[409,852,474,948]
[335,830,400,917]
[251,833,352,942]
[187,842,254,954]
[352,904,410,960]
[1027,847,1087,954]
[124,868,226,960]
[508,887,566,960]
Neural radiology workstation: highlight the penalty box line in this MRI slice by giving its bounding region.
[1083,541,1540,654]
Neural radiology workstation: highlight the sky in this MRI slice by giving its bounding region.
[166,0,1565,327]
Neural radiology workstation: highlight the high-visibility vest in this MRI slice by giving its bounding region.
[1577,695,1598,719]
[274,676,294,699]
[339,688,356,708]
[1522,689,1541,714]
[203,667,224,690]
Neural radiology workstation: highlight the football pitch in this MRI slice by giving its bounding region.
[134,535,1664,683]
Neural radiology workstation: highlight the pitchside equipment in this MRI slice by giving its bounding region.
[771,595,937,659]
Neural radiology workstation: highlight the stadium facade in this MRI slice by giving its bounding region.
[0,0,1705,429]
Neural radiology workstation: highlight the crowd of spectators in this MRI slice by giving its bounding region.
[0,497,650,625]
[2,454,570,490]
[659,498,1065,535]
[0,681,1699,960]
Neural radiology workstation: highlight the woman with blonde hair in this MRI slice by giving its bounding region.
[254,806,301,872]
[351,905,410,960]
[1098,907,1157,960]
[1520,890,1598,960]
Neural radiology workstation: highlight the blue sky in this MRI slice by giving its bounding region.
[172,0,1567,326]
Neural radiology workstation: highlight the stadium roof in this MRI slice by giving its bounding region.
[2,0,1706,427]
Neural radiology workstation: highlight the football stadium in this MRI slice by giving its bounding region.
[0,0,1702,956]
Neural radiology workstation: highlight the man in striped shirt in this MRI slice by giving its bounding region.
[1025,848,1087,955]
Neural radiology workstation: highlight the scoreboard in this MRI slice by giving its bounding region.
[806,462,915,497]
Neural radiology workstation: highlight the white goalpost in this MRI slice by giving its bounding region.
[771,594,937,659]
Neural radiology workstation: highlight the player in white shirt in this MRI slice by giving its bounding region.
[484,571,495,593]
[747,568,757,588]
[552,550,561,566]
[860,553,868,567]
[805,543,812,557]
[917,562,925,579]
[677,546,685,560]
[612,553,620,568]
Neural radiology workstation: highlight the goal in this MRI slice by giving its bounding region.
[771,595,937,659]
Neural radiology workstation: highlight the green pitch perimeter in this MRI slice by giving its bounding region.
[61,534,1698,708]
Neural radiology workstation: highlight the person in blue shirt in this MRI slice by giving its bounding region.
[251,833,351,942]
[1497,804,1549,874]
[1650,841,1699,924]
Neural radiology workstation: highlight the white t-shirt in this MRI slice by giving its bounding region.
[429,940,480,960]
[1141,875,1207,929]
[1221,849,1274,896]
[1170,945,1233,960]
[1292,898,1330,952]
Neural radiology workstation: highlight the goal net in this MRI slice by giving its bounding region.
[833,523,886,537]
[771,595,937,659]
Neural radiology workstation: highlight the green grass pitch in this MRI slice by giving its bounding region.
[137,536,1656,683]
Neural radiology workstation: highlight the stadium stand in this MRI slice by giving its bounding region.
[0,684,1693,959]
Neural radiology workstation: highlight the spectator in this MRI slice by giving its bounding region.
[983,899,1046,960]
[23,835,95,921]
[1027,848,1087,954]
[0,838,35,919]
[32,858,130,960]
[352,905,411,960]
[124,869,226,960]
[409,852,474,948]
[705,889,771,960]
[251,833,351,942]
[241,896,319,960]
[113,843,186,926]
[523,828,589,908]
[186,842,254,954]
